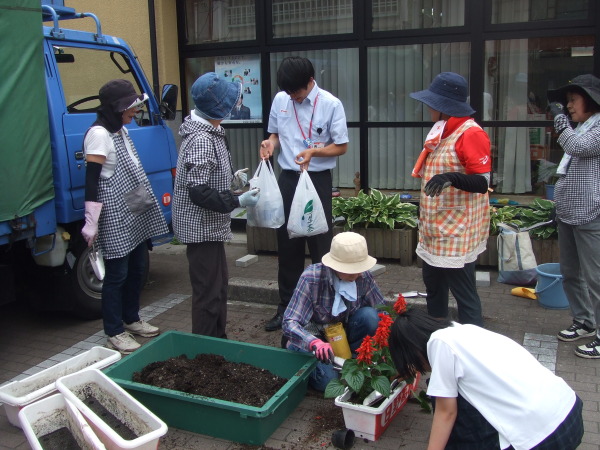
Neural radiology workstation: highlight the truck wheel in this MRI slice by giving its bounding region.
[70,244,103,319]
[69,242,150,320]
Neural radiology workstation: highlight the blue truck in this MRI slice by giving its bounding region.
[0,0,178,318]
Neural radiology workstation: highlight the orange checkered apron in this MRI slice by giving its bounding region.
[418,120,489,264]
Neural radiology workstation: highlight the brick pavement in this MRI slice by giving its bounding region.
[1,234,599,449]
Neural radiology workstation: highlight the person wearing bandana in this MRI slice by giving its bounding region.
[81,79,168,354]
[281,232,385,391]
[548,74,600,359]
[409,72,491,327]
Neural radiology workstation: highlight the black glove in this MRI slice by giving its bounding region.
[547,102,567,119]
[424,174,452,197]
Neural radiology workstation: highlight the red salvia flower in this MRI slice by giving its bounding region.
[373,313,393,348]
[356,336,374,365]
[394,294,408,315]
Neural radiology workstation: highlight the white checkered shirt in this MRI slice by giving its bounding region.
[172,117,234,243]
[554,113,600,226]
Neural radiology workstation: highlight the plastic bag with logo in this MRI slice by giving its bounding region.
[245,159,285,228]
[287,170,329,238]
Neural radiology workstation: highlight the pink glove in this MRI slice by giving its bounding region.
[309,339,334,363]
[81,201,102,247]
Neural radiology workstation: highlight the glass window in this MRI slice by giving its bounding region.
[367,42,471,122]
[333,128,359,189]
[368,127,425,190]
[491,0,589,24]
[371,0,465,32]
[270,49,359,122]
[485,36,594,121]
[484,36,594,194]
[184,0,255,44]
[272,0,353,38]
[183,54,262,122]
[55,45,141,114]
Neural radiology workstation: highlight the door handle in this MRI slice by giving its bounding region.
[74,151,84,160]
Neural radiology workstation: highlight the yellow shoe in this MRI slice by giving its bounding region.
[511,287,537,300]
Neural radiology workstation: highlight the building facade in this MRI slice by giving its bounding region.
[64,0,598,198]
[176,0,599,198]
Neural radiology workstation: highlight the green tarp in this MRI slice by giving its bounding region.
[0,0,54,222]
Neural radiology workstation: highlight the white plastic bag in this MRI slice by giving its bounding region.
[287,170,329,238]
[246,160,285,229]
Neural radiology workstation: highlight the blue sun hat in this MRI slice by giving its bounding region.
[410,72,475,117]
[191,72,242,120]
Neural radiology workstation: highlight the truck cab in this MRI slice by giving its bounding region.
[0,2,178,318]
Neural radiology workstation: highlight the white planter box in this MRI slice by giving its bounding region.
[56,368,167,450]
[334,373,420,441]
[0,346,120,428]
[18,393,106,450]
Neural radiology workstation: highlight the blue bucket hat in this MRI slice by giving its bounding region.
[409,72,475,117]
[192,72,241,120]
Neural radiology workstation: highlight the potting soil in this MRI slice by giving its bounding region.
[39,427,80,450]
[132,353,287,407]
[82,395,137,441]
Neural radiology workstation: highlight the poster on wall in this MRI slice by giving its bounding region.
[216,54,262,123]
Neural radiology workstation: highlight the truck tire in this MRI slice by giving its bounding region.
[70,243,103,319]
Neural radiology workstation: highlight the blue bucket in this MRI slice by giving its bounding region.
[535,263,569,309]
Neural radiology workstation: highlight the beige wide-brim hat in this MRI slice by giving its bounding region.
[322,232,377,274]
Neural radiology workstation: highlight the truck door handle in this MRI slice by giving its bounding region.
[74,151,84,160]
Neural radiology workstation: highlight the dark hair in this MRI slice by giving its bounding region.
[276,57,315,93]
[567,87,600,113]
[388,308,451,379]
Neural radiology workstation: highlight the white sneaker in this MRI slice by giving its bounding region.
[124,320,160,337]
[107,332,140,354]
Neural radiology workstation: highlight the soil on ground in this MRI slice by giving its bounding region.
[132,353,288,407]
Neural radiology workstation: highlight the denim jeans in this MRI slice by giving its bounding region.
[288,306,381,392]
[102,241,147,336]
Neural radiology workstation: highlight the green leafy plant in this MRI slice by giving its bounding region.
[324,295,408,404]
[413,390,433,413]
[332,189,418,231]
[489,198,557,239]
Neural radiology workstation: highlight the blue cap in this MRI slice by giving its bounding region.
[410,72,475,117]
[191,72,241,120]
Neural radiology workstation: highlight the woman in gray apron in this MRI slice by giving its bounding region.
[81,79,168,354]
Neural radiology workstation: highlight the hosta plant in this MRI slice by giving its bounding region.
[489,198,556,239]
[332,189,418,231]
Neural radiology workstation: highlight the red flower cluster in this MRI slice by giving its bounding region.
[373,313,393,348]
[394,294,407,315]
[356,336,374,365]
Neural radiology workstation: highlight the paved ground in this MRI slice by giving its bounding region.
[1,229,599,449]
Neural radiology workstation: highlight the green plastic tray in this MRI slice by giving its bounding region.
[103,330,316,445]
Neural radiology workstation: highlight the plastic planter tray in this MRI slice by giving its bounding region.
[0,346,120,428]
[56,368,167,450]
[103,330,317,445]
[18,393,106,450]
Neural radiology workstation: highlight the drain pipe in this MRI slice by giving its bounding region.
[148,0,160,98]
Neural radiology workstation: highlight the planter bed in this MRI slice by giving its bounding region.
[103,331,317,445]
[246,225,417,266]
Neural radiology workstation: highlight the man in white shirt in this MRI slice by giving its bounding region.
[259,56,349,332]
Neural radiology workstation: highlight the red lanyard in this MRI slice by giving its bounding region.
[292,93,319,141]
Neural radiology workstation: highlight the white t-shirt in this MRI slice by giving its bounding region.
[84,126,139,178]
[427,324,575,450]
